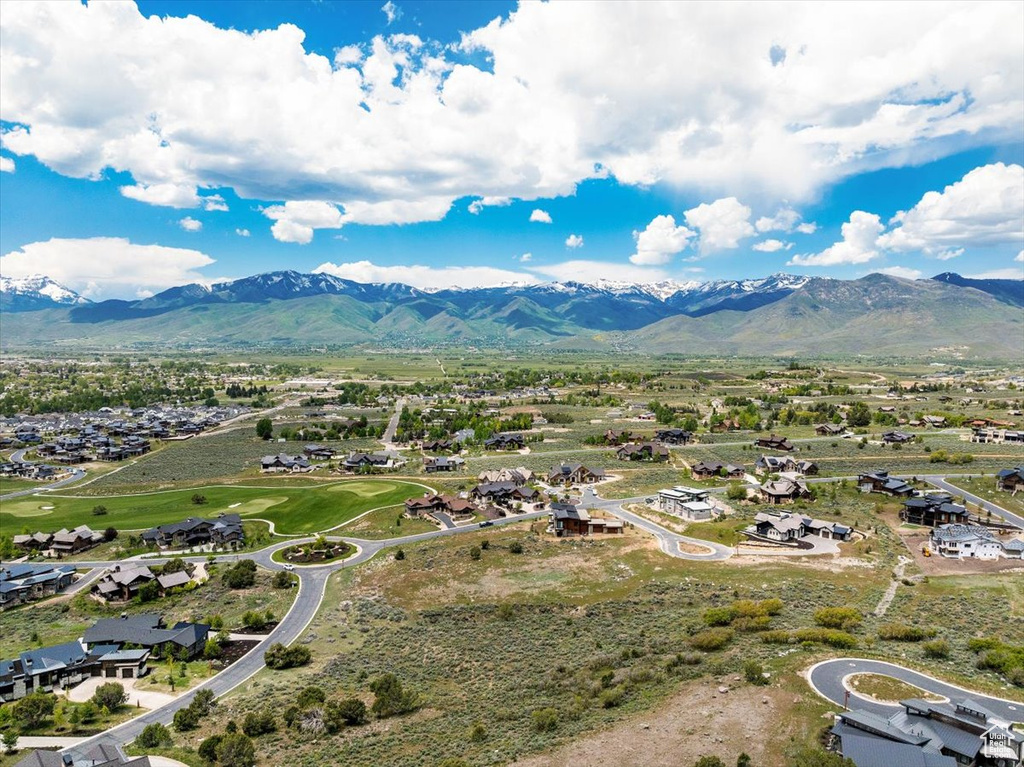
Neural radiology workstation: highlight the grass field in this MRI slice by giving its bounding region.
[0,476,45,494]
[944,475,1024,519]
[339,504,438,539]
[1,479,431,536]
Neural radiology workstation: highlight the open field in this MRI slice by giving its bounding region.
[944,475,1024,519]
[339,503,438,539]
[1,479,431,536]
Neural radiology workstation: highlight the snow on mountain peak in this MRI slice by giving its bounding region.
[0,274,89,305]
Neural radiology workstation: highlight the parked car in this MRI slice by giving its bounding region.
[283,563,295,571]
[478,520,493,527]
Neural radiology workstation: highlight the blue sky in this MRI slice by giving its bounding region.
[1,0,1022,299]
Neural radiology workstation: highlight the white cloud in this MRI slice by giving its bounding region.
[518,253,532,262]
[788,211,884,266]
[530,209,553,224]
[965,267,1024,280]
[684,197,755,255]
[0,237,215,299]
[179,216,202,232]
[0,156,14,173]
[565,234,584,249]
[314,260,536,289]
[468,196,510,214]
[381,1,401,25]
[755,207,801,233]
[2,3,1020,226]
[796,222,817,234]
[263,200,344,244]
[878,163,1024,255]
[529,260,670,284]
[1016,250,1023,262]
[120,183,200,209]
[201,194,228,212]
[630,214,694,265]
[752,239,791,253]
[235,228,251,237]
[876,266,923,280]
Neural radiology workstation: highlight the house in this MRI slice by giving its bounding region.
[754,434,795,452]
[603,429,633,445]
[0,563,77,610]
[15,744,153,767]
[341,452,403,471]
[546,463,606,487]
[901,494,970,527]
[82,614,209,659]
[615,442,669,462]
[0,639,151,705]
[929,524,1023,560]
[549,503,591,536]
[858,471,914,497]
[882,430,914,444]
[49,525,103,556]
[758,474,810,505]
[261,453,312,473]
[755,455,818,475]
[404,493,477,522]
[477,467,534,485]
[92,564,158,602]
[302,444,335,460]
[972,428,1024,445]
[472,482,540,507]
[691,460,745,480]
[815,423,845,436]
[141,513,244,550]
[995,466,1024,492]
[12,531,55,551]
[484,433,525,451]
[746,511,852,543]
[423,455,465,473]
[658,486,718,520]
[922,415,947,428]
[655,428,692,445]
[422,438,456,453]
[830,698,1023,767]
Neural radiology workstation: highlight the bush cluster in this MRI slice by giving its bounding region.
[264,643,311,670]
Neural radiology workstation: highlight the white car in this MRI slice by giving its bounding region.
[283,563,295,571]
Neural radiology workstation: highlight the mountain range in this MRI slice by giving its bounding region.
[1,270,1021,357]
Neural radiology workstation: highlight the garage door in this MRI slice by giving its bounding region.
[121,668,134,678]
[105,668,116,677]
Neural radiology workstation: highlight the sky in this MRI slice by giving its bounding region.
[1,0,1023,300]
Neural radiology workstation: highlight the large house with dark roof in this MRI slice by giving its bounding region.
[546,463,606,487]
[901,493,970,527]
[754,434,795,452]
[141,513,244,550]
[0,563,77,610]
[830,697,1022,767]
[996,466,1024,492]
[82,614,209,659]
[858,470,915,497]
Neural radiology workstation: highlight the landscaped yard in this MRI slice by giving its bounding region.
[1,479,432,536]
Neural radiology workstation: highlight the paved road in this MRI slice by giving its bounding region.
[807,657,1024,720]
[381,398,406,447]
[581,487,734,560]
[1,448,87,500]
[925,475,1024,529]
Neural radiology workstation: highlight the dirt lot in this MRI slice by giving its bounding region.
[510,678,803,767]
[901,532,1024,575]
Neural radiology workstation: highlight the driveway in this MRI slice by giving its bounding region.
[65,675,178,710]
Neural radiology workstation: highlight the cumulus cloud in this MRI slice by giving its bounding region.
[120,183,200,209]
[235,228,251,237]
[518,253,532,262]
[0,237,215,299]
[468,196,510,214]
[755,207,801,233]
[201,194,228,212]
[565,234,584,248]
[529,260,670,284]
[789,211,884,266]
[630,214,694,265]
[381,1,401,24]
[314,260,536,289]
[263,201,344,244]
[0,156,14,173]
[876,265,923,279]
[179,216,202,232]
[530,209,553,224]
[796,222,817,234]
[752,239,791,252]
[2,2,1020,229]
[684,197,755,255]
[878,164,1024,255]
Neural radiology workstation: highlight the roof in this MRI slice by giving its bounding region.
[834,730,956,767]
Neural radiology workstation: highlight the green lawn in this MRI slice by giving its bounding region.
[338,503,438,539]
[1,479,432,536]
[0,476,45,494]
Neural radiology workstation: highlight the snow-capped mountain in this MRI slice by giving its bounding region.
[0,275,90,312]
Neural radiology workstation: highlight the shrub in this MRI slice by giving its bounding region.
[198,734,223,762]
[204,638,222,659]
[813,607,862,631]
[137,722,173,748]
[469,721,487,742]
[92,505,108,516]
[689,628,734,652]
[702,606,737,627]
[92,682,127,711]
[297,686,326,709]
[694,758,726,767]
[13,692,55,728]
[256,418,273,440]
[791,628,858,648]
[531,707,559,732]
[103,527,118,542]
[224,560,257,589]
[216,732,257,767]
[264,643,311,670]
[599,684,627,708]
[191,493,208,505]
[923,639,950,659]
[726,484,747,501]
[329,697,368,727]
[509,541,524,554]
[394,548,406,560]
[242,709,276,737]
[173,706,200,732]
[877,623,930,642]
[242,610,267,631]
[370,673,418,718]
[272,570,295,589]
[732,615,772,632]
[743,660,769,685]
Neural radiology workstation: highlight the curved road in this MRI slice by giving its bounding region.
[924,475,1024,529]
[1,448,87,500]
[808,658,1024,720]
